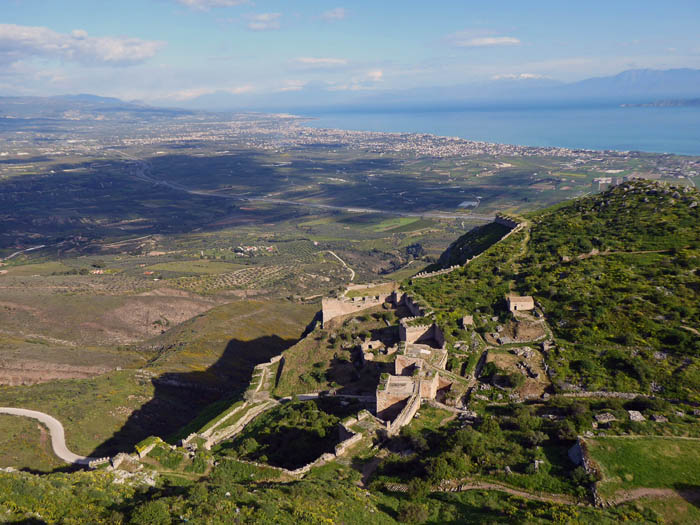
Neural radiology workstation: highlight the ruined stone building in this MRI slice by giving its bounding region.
[507,295,535,313]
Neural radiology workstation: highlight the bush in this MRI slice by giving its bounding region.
[130,500,171,525]
[397,502,429,523]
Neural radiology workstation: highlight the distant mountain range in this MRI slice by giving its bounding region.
[172,68,700,112]
[0,93,195,120]
[2,68,700,116]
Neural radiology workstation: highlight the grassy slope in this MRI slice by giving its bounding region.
[147,299,317,383]
[0,415,63,472]
[587,437,700,497]
[0,300,317,457]
[431,221,511,269]
[405,181,700,399]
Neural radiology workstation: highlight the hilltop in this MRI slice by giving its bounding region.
[407,180,699,400]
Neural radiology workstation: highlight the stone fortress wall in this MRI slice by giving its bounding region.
[386,386,421,436]
[494,213,521,229]
[399,319,445,347]
[322,290,395,327]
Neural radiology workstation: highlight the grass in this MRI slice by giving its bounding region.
[0,415,63,472]
[345,283,396,298]
[370,217,419,232]
[1,261,72,276]
[587,436,700,497]
[407,404,454,434]
[0,370,157,456]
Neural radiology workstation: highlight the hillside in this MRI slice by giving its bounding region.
[429,221,511,269]
[405,180,699,400]
[1,180,699,524]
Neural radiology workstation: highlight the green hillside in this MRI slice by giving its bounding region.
[405,180,700,400]
[430,221,511,269]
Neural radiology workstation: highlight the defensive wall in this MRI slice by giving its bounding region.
[402,294,430,317]
[321,294,392,327]
[214,410,371,478]
[412,265,460,280]
[568,437,603,506]
[386,386,422,436]
[494,214,521,229]
[376,375,415,418]
[399,319,445,347]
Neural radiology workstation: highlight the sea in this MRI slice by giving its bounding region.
[302,104,700,156]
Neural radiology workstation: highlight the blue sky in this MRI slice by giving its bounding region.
[1,0,699,103]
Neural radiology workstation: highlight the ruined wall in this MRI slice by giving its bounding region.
[395,354,423,375]
[403,295,428,317]
[419,373,439,399]
[495,214,520,229]
[399,320,432,344]
[321,294,391,326]
[376,390,411,418]
[387,392,421,436]
[399,321,444,347]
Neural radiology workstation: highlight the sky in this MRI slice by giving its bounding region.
[1,0,699,104]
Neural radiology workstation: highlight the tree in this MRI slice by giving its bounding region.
[397,502,429,523]
[130,500,171,525]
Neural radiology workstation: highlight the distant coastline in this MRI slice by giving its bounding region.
[302,103,700,156]
[621,98,700,108]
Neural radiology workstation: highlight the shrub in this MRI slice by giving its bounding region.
[130,500,171,525]
[397,502,429,523]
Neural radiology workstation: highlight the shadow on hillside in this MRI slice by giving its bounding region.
[673,483,700,510]
[85,334,298,459]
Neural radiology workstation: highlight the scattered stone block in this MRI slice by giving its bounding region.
[628,410,645,422]
[594,413,617,424]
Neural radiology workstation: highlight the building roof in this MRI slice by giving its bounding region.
[506,295,535,310]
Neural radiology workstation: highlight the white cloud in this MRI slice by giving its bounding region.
[454,36,520,47]
[167,84,254,101]
[366,69,383,81]
[246,13,281,31]
[492,73,546,80]
[321,8,347,21]
[0,24,164,66]
[293,57,348,67]
[278,79,307,92]
[327,69,384,91]
[177,0,249,10]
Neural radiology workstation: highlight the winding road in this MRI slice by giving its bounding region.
[0,407,94,465]
[326,250,355,281]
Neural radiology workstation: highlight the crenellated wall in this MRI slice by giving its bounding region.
[321,294,392,326]
[403,295,428,317]
[494,214,521,229]
[399,320,444,347]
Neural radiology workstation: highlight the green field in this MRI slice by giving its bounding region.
[587,437,700,497]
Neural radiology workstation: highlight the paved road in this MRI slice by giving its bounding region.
[1,245,47,262]
[0,407,93,465]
